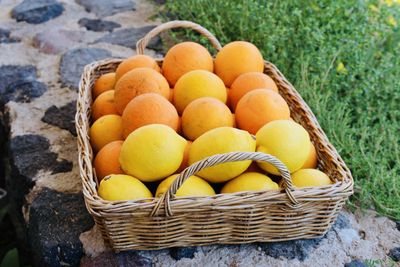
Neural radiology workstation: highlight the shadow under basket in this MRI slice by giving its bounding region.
[76,20,353,251]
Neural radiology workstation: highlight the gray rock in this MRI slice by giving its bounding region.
[33,28,85,54]
[396,221,400,231]
[76,0,135,17]
[28,188,94,267]
[0,28,20,43]
[80,251,152,267]
[11,0,64,24]
[344,259,367,267]
[332,212,351,230]
[0,65,37,93]
[170,247,197,260]
[389,247,400,261]
[41,101,77,136]
[78,18,121,32]
[59,48,111,90]
[2,80,47,104]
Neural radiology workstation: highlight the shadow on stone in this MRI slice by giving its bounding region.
[169,247,197,260]
[41,101,77,136]
[80,251,152,267]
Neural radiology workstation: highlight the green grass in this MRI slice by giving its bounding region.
[161,0,400,220]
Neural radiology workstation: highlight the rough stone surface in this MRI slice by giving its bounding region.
[344,259,367,267]
[259,238,323,261]
[0,65,37,94]
[2,80,47,104]
[396,221,400,231]
[76,0,136,17]
[388,247,400,261]
[11,0,64,24]
[28,188,94,267]
[33,28,85,54]
[78,18,121,32]
[41,101,77,136]
[81,251,152,267]
[59,48,111,90]
[332,211,351,230]
[169,247,197,260]
[0,28,20,43]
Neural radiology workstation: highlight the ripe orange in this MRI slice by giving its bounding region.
[93,72,116,98]
[90,114,123,152]
[91,90,118,121]
[115,55,160,81]
[301,142,318,169]
[162,42,213,86]
[114,67,170,114]
[230,72,278,110]
[94,140,124,181]
[235,89,290,134]
[121,93,179,138]
[215,41,264,86]
[182,97,234,140]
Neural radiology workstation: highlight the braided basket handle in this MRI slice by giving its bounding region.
[136,20,222,54]
[151,152,300,217]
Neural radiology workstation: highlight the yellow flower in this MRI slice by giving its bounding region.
[387,15,397,27]
[385,0,394,6]
[336,62,348,74]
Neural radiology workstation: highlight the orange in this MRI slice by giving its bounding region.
[162,42,213,86]
[301,142,318,169]
[94,140,124,182]
[176,141,192,173]
[173,70,227,114]
[114,67,170,114]
[236,89,290,134]
[230,72,278,110]
[91,90,118,121]
[93,72,116,98]
[121,93,179,138]
[90,114,123,152]
[115,55,160,81]
[182,97,234,140]
[215,41,264,86]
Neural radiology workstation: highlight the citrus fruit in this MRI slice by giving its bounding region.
[221,172,279,193]
[176,141,191,173]
[256,120,311,175]
[236,89,290,134]
[189,127,256,183]
[155,174,215,197]
[115,55,160,81]
[90,114,123,152]
[230,72,278,110]
[119,124,187,182]
[114,67,170,114]
[182,97,234,140]
[94,141,124,181]
[91,90,118,121]
[301,142,318,169]
[162,42,213,86]
[93,72,116,98]
[215,41,264,86]
[173,70,227,114]
[121,93,179,138]
[291,169,332,188]
[98,174,152,201]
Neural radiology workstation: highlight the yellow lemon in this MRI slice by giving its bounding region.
[256,120,311,175]
[173,70,227,114]
[98,174,152,201]
[189,127,256,183]
[120,124,187,182]
[90,114,123,152]
[301,142,318,169]
[155,174,215,197]
[221,172,279,193]
[291,169,333,188]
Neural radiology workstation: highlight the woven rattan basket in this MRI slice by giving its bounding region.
[76,21,354,251]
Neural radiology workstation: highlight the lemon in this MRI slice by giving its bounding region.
[155,174,215,197]
[221,172,279,193]
[256,120,311,175]
[188,127,256,183]
[119,124,187,182]
[98,174,152,201]
[291,169,332,188]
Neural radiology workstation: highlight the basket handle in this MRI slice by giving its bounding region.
[136,20,222,54]
[151,151,300,217]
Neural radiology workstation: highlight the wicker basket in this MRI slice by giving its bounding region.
[76,21,353,251]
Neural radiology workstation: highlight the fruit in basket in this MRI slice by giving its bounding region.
[176,141,192,173]
[173,70,227,114]
[162,42,213,86]
[98,174,152,201]
[93,72,116,98]
[114,67,170,114]
[94,141,124,181]
[256,120,311,175]
[120,124,187,182]
[221,172,279,194]
[91,90,118,121]
[155,174,215,197]
[90,114,123,151]
[301,143,318,169]
[215,41,264,86]
[230,72,278,110]
[189,127,256,183]
[291,169,332,188]
[121,93,179,138]
[235,89,290,134]
[182,97,234,140]
[115,55,160,81]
